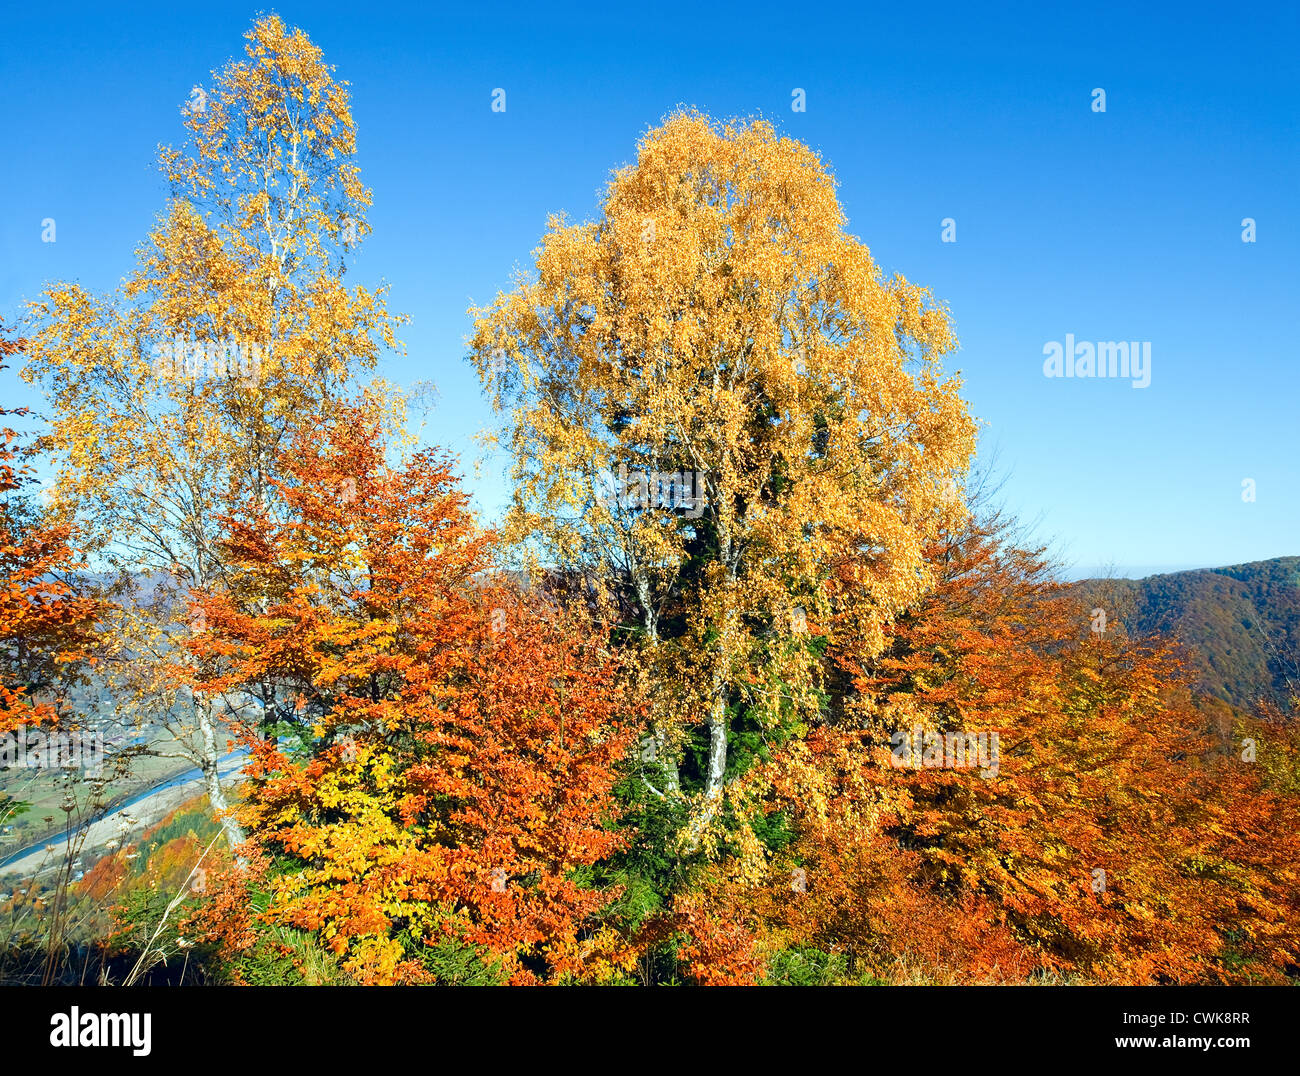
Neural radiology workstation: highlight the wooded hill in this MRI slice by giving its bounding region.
[1075,556,1300,711]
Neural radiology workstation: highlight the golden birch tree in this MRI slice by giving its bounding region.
[21,15,404,847]
[469,111,977,848]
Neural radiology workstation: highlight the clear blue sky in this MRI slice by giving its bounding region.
[2,0,1296,579]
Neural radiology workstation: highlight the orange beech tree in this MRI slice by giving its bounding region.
[0,323,101,738]
[177,406,637,984]
[1217,695,1300,976]
[841,516,1300,983]
[671,512,1300,984]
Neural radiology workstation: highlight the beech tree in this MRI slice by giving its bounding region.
[677,512,1300,984]
[0,322,101,737]
[179,407,637,984]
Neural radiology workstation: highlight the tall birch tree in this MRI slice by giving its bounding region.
[22,15,404,847]
[469,111,977,849]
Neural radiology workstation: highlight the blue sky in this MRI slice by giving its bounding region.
[2,0,1296,579]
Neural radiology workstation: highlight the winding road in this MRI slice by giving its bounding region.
[0,751,247,881]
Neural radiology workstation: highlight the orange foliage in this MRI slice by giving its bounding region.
[685,513,1300,984]
[179,406,638,983]
[0,321,101,736]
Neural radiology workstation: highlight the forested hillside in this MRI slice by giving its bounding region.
[1076,557,1300,711]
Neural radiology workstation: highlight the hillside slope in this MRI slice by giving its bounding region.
[1075,556,1300,710]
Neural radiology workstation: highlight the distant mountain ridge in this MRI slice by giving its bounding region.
[1074,556,1300,711]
